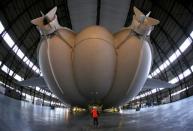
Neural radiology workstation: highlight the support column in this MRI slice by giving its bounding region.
[42,91,45,106]
[32,87,36,104]
[20,86,23,100]
[169,89,172,103]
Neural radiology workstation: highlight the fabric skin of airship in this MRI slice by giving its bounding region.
[31,6,160,108]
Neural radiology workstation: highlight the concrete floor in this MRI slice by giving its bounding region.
[0,94,193,131]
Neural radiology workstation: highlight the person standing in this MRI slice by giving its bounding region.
[91,107,99,127]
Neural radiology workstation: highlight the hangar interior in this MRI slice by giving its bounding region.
[0,0,193,130]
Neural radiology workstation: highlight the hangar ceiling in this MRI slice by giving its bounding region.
[0,0,193,98]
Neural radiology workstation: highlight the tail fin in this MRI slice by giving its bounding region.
[145,17,160,26]
[133,6,160,26]
[131,7,160,35]
[31,7,57,27]
[133,6,144,22]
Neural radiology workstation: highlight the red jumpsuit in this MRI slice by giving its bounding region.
[91,108,99,127]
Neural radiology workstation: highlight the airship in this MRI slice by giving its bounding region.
[19,6,174,108]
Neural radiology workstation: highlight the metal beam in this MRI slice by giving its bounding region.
[151,37,182,86]
[63,0,72,29]
[149,0,193,87]
[96,0,101,25]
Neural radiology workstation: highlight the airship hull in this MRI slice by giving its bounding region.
[22,6,162,108]
[39,29,87,107]
[73,26,116,102]
[38,26,152,108]
[103,29,152,107]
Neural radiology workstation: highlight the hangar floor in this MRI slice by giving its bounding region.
[0,94,193,131]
